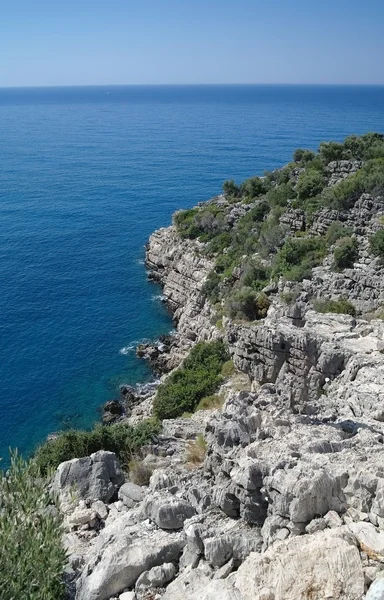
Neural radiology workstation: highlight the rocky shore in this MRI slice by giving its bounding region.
[54,136,384,600]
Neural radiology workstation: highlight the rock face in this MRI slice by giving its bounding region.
[235,529,364,600]
[145,226,219,368]
[53,451,124,512]
[75,519,184,600]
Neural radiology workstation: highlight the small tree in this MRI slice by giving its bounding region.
[296,171,325,201]
[0,452,67,600]
[333,237,358,271]
[222,179,240,198]
[370,230,384,259]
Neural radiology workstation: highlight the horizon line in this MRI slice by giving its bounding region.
[1,82,384,90]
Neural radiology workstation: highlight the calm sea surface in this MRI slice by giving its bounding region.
[1,84,383,459]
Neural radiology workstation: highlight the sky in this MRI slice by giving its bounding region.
[1,0,383,87]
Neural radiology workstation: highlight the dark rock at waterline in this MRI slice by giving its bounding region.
[119,384,137,402]
[136,335,177,374]
[102,400,123,424]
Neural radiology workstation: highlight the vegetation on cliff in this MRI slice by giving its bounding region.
[0,453,67,600]
[174,133,384,321]
[153,340,229,420]
[34,418,161,474]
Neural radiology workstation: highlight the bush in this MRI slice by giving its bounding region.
[34,419,161,475]
[225,289,270,321]
[293,148,316,163]
[319,141,346,163]
[313,297,356,317]
[296,171,325,201]
[273,236,326,281]
[325,221,353,246]
[0,452,67,600]
[174,208,201,239]
[267,182,294,207]
[240,176,267,199]
[323,158,384,210]
[370,229,384,259]
[153,341,228,420]
[333,237,358,271]
[222,179,240,198]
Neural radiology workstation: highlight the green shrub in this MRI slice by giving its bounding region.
[296,171,325,201]
[333,237,358,271]
[174,208,201,239]
[267,182,294,207]
[225,289,270,321]
[312,297,356,317]
[222,179,240,198]
[370,229,384,259]
[0,452,67,600]
[34,419,161,475]
[273,236,326,281]
[319,141,346,163]
[153,341,228,420]
[293,148,316,163]
[240,176,267,199]
[325,221,353,246]
[323,158,384,210]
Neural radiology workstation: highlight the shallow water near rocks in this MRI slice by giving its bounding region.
[1,84,384,460]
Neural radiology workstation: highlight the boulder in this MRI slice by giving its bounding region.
[366,577,384,600]
[118,482,145,508]
[75,524,184,600]
[348,522,384,560]
[135,562,176,590]
[162,569,243,600]
[235,529,364,600]
[53,451,124,512]
[143,493,196,530]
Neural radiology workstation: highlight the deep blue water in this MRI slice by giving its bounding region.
[1,84,384,460]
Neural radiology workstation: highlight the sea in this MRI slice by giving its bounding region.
[1,84,384,461]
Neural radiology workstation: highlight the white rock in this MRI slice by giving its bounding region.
[366,577,384,600]
[119,593,136,600]
[349,522,384,559]
[235,529,364,600]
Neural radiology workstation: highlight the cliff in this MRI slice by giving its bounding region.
[56,134,384,600]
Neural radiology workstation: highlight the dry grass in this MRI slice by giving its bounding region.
[186,434,207,466]
[128,458,154,486]
[196,394,225,411]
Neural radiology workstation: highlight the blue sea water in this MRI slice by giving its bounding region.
[1,84,384,460]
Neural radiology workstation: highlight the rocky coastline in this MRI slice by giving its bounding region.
[52,135,384,600]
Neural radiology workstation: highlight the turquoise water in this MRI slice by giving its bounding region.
[1,84,384,459]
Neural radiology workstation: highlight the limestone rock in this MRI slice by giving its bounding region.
[348,522,384,560]
[135,562,176,590]
[53,451,124,512]
[75,521,184,600]
[366,577,384,600]
[235,529,364,600]
[118,482,145,508]
[161,568,242,600]
[143,492,196,530]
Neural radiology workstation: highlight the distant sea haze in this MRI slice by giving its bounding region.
[0,84,384,460]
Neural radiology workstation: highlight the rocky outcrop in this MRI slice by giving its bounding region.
[53,451,125,513]
[145,226,219,369]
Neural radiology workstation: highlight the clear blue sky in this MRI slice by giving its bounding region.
[1,0,383,87]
